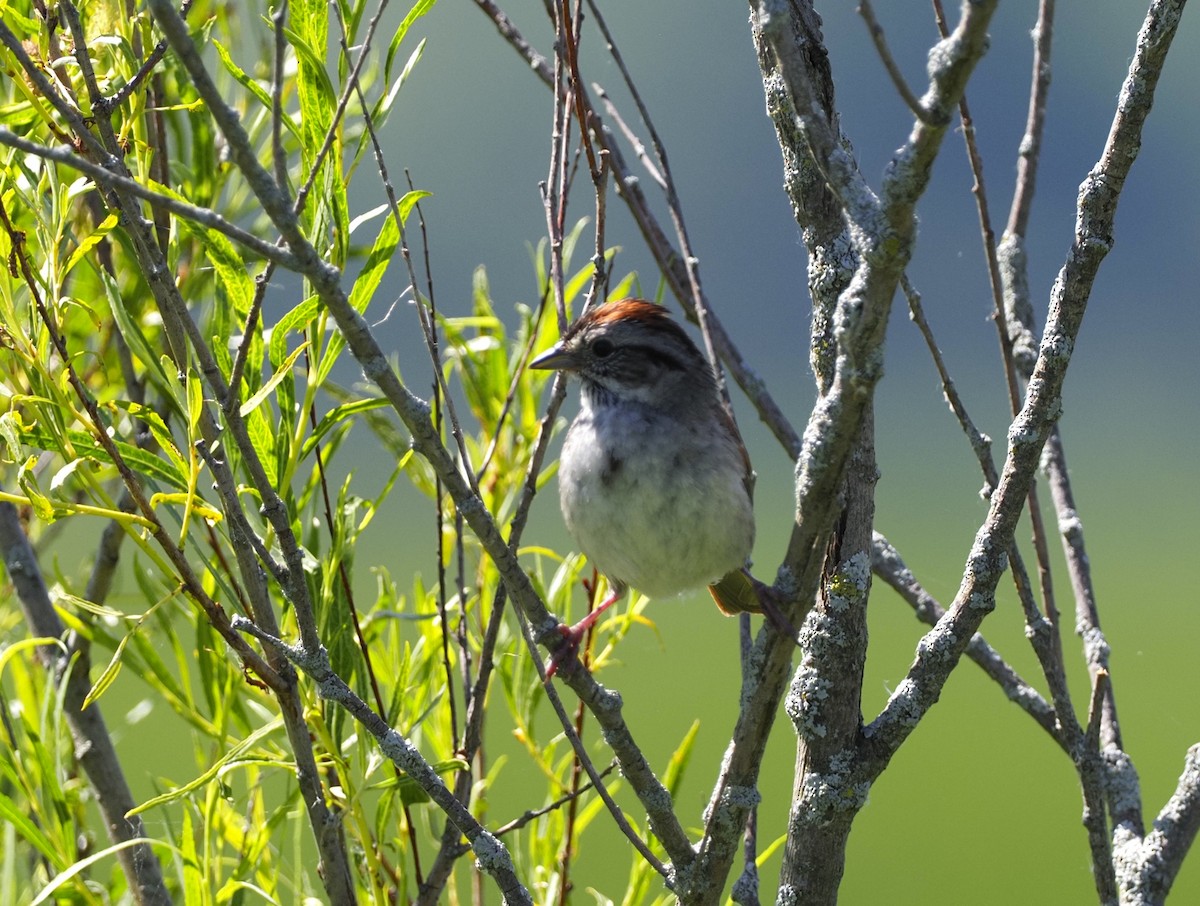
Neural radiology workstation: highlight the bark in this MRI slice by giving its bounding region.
[776,411,875,902]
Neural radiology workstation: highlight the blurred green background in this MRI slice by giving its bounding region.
[77,0,1200,902]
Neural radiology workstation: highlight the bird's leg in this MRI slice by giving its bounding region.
[545,583,626,679]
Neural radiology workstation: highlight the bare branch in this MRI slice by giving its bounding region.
[234,618,534,905]
[856,0,1187,784]
[1006,0,1056,240]
[1112,744,1200,905]
[0,504,173,906]
[871,532,1060,744]
[857,0,934,122]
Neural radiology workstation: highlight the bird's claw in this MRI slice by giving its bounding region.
[544,621,588,679]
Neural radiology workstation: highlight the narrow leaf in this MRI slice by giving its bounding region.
[63,211,118,277]
[126,717,285,817]
[81,631,132,709]
[240,341,309,418]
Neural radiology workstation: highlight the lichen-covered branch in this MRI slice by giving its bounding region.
[871,532,1061,743]
[234,619,534,905]
[1113,744,1200,905]
[0,504,173,906]
[854,0,1186,789]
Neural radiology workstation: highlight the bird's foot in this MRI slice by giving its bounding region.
[752,580,801,644]
[543,587,624,680]
[544,620,589,679]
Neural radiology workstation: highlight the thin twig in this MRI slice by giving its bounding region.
[932,3,1118,893]
[495,762,619,836]
[593,84,666,189]
[511,606,673,887]
[858,0,935,122]
[1045,430,1122,749]
[899,274,996,485]
[100,0,196,112]
[558,0,601,183]
[472,0,802,458]
[1006,0,1056,239]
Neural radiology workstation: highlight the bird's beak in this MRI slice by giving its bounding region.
[529,342,576,371]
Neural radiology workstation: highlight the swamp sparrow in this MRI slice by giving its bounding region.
[531,299,761,675]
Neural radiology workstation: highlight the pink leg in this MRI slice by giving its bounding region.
[545,584,626,679]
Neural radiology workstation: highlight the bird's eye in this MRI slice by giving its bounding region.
[591,338,615,358]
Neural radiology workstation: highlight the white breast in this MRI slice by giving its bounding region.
[557,399,755,598]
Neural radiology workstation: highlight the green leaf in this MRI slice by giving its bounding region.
[0,791,67,871]
[245,404,278,488]
[281,0,351,259]
[315,192,429,389]
[186,368,203,431]
[53,592,133,622]
[0,409,25,462]
[63,212,118,278]
[30,837,176,906]
[348,192,431,313]
[385,0,438,80]
[109,400,189,480]
[17,455,54,521]
[81,630,132,710]
[662,720,700,799]
[212,40,302,143]
[98,267,181,415]
[299,396,388,460]
[154,179,260,380]
[181,807,203,906]
[240,341,308,418]
[127,717,285,817]
[0,100,39,128]
[23,424,189,492]
[370,757,468,808]
[380,39,426,121]
[269,294,319,365]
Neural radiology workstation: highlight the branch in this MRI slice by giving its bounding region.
[871,532,1060,744]
[143,0,696,884]
[1113,745,1200,905]
[855,0,1187,784]
[234,618,534,905]
[0,504,173,906]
